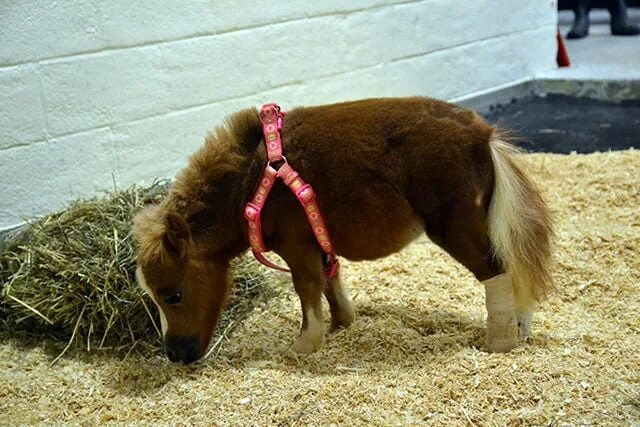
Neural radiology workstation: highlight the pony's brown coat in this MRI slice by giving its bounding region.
[132,97,553,362]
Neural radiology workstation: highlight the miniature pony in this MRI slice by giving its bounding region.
[132,97,553,364]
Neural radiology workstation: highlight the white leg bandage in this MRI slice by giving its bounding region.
[483,273,517,353]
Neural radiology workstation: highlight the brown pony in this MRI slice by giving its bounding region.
[132,97,553,364]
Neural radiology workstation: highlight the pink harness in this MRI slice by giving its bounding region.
[244,103,340,278]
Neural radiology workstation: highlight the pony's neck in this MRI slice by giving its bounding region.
[188,171,252,259]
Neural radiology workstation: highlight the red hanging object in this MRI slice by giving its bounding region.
[556,28,571,67]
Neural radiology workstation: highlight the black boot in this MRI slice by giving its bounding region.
[609,0,640,35]
[568,0,591,39]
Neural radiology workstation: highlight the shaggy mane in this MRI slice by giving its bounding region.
[133,108,262,264]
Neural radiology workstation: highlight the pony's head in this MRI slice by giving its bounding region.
[132,205,230,363]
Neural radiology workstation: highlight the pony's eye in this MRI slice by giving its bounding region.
[163,291,182,305]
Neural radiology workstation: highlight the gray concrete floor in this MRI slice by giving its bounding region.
[540,9,640,80]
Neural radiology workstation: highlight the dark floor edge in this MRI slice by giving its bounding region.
[458,78,640,114]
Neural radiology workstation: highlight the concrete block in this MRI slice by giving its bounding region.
[0,128,117,229]
[109,96,259,186]
[0,65,47,149]
[39,46,174,136]
[341,0,555,67]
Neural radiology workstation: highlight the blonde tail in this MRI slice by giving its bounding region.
[487,137,554,319]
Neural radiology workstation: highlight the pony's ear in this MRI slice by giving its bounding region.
[163,211,191,259]
[133,206,190,262]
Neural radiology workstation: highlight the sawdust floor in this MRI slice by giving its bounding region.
[1,150,639,426]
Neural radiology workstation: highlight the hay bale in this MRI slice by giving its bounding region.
[0,182,272,357]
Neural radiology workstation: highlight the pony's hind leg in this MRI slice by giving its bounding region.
[516,311,533,339]
[511,274,537,340]
[424,200,518,353]
[486,137,555,341]
[324,271,355,331]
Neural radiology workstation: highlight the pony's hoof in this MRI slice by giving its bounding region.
[292,333,324,354]
[330,308,355,332]
[486,337,517,353]
[516,312,533,339]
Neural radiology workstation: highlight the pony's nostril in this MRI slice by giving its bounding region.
[184,343,201,364]
[181,338,200,364]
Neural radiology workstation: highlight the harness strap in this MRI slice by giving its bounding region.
[244,103,340,278]
[260,103,284,162]
[252,250,291,273]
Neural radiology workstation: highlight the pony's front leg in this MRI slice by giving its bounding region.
[287,255,327,354]
[483,273,518,352]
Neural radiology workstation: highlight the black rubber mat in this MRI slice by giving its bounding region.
[483,94,640,153]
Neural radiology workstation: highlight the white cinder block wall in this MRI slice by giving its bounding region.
[0,0,558,231]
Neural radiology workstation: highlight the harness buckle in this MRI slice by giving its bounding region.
[295,184,316,203]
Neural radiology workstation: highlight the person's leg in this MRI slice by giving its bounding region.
[609,0,640,35]
[568,0,592,39]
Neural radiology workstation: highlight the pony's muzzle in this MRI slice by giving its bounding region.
[164,334,201,364]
